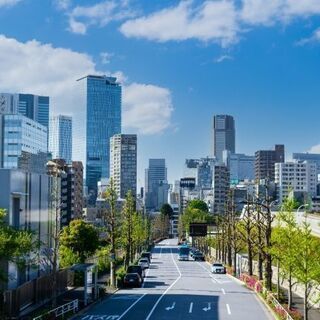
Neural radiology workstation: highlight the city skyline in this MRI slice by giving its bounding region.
[1,1,320,186]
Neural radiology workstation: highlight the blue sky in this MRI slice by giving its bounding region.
[1,0,320,186]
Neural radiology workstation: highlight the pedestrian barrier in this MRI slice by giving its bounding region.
[33,299,79,320]
[266,291,293,320]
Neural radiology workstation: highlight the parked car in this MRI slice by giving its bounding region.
[211,263,226,274]
[190,248,199,258]
[127,265,145,280]
[123,273,143,288]
[193,251,205,261]
[138,258,150,269]
[141,252,152,263]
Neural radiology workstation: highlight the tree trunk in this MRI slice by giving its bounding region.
[247,240,253,276]
[288,272,292,310]
[233,251,237,276]
[304,283,308,320]
[258,251,263,281]
[277,260,280,301]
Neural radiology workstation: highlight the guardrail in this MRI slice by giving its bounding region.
[33,299,78,320]
[267,292,293,320]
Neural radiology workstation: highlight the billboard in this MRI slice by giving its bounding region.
[189,223,207,237]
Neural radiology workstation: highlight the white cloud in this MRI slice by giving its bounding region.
[296,27,320,46]
[0,35,173,163]
[123,83,173,135]
[0,0,21,7]
[100,51,113,64]
[67,0,135,35]
[54,0,71,10]
[308,144,320,153]
[215,54,233,63]
[120,0,239,46]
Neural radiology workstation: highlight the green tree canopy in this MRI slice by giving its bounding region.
[160,203,174,220]
[187,199,208,212]
[0,209,34,282]
[59,219,99,266]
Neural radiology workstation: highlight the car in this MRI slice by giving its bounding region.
[141,252,152,263]
[138,258,150,269]
[211,263,226,274]
[127,265,145,280]
[123,273,143,288]
[190,248,200,258]
[193,251,205,261]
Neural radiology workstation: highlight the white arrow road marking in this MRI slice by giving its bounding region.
[189,302,193,313]
[203,302,211,312]
[226,304,231,315]
[165,302,176,311]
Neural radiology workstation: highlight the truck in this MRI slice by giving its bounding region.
[178,245,190,261]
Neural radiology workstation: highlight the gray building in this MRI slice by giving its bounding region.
[0,169,51,289]
[49,115,72,164]
[0,114,48,173]
[0,93,49,129]
[293,153,320,177]
[145,159,169,211]
[110,134,137,199]
[212,115,235,162]
[78,75,121,205]
[255,144,285,182]
[223,151,255,183]
[212,165,230,214]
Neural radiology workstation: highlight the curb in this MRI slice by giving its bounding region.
[69,288,119,319]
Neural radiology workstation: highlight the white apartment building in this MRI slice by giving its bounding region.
[275,161,317,203]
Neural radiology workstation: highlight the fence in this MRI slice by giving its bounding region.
[267,292,294,320]
[3,269,71,318]
[33,299,78,320]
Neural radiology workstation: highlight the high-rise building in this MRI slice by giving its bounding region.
[275,161,317,203]
[212,165,230,214]
[212,115,235,162]
[72,161,84,220]
[78,75,121,205]
[110,134,137,199]
[49,115,72,163]
[145,159,169,211]
[223,151,255,183]
[0,114,47,172]
[0,93,49,128]
[255,144,285,182]
[293,153,320,177]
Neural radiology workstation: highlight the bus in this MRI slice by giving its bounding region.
[178,245,190,261]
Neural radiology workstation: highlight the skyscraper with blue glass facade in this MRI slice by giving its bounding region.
[79,75,121,205]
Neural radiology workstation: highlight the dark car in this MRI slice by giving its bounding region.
[193,251,205,261]
[123,273,143,288]
[141,252,152,263]
[127,265,145,280]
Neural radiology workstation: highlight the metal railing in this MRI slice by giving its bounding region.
[267,293,293,320]
[33,299,78,320]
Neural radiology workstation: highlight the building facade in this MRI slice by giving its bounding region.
[212,165,230,214]
[110,134,137,199]
[212,115,235,162]
[223,151,255,183]
[0,169,51,289]
[255,144,285,182]
[79,75,121,205]
[293,152,320,176]
[49,115,72,163]
[0,93,49,128]
[275,161,317,203]
[0,114,47,172]
[145,159,169,211]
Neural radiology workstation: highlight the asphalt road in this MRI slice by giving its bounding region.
[76,239,273,320]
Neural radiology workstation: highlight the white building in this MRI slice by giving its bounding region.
[275,161,317,203]
[49,115,72,163]
[110,134,137,199]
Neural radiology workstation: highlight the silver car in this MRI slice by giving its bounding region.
[138,258,150,269]
[211,263,226,274]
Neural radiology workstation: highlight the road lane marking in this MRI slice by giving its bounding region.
[117,293,147,320]
[142,267,150,288]
[159,246,162,258]
[165,302,176,311]
[221,288,226,295]
[145,249,182,320]
[203,302,211,312]
[189,302,193,313]
[226,303,231,315]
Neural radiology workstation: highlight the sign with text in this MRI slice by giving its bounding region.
[189,223,207,237]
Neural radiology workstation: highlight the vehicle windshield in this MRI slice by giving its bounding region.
[140,259,148,262]
[127,266,141,272]
[179,247,190,255]
[213,263,223,267]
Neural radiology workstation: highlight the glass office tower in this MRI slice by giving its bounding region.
[49,115,72,163]
[79,75,121,205]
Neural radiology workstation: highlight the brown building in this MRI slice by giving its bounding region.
[255,144,285,182]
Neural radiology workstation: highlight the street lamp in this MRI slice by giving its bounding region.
[296,204,310,219]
